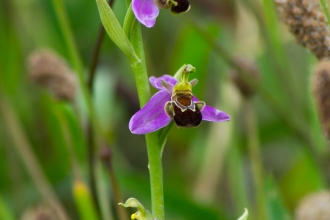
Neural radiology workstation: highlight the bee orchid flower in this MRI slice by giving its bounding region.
[129,64,230,134]
[132,0,191,28]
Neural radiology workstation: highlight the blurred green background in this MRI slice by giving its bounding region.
[0,0,329,219]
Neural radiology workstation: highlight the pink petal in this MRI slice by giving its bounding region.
[132,0,159,28]
[149,75,177,90]
[201,105,230,122]
[129,90,172,134]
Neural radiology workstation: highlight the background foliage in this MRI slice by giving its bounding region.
[0,0,329,219]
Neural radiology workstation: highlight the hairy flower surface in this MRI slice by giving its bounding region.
[132,0,190,28]
[129,65,230,134]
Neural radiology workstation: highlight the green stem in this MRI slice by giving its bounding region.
[53,103,82,179]
[51,1,114,218]
[51,0,83,77]
[51,0,103,143]
[130,23,151,105]
[244,99,267,220]
[144,133,164,219]
[129,12,164,220]
[52,0,112,213]
[319,0,330,26]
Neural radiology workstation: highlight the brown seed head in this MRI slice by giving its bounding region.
[230,57,260,98]
[312,59,330,139]
[21,202,57,220]
[276,0,330,59]
[28,49,76,102]
[295,191,330,220]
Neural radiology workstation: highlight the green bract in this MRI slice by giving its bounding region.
[95,0,140,64]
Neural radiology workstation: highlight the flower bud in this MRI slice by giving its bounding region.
[276,0,330,59]
[230,57,260,98]
[119,198,154,220]
[28,49,76,102]
[295,191,330,220]
[312,59,330,139]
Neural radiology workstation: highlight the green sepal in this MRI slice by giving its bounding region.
[123,3,135,39]
[95,0,140,64]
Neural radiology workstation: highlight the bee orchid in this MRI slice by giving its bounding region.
[132,0,191,28]
[129,64,230,134]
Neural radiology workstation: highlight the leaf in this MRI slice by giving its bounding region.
[95,0,140,64]
[266,176,292,220]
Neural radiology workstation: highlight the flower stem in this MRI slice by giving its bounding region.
[51,0,103,142]
[144,133,164,219]
[129,15,165,220]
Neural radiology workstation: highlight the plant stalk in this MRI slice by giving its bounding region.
[129,16,165,219]
[51,0,103,146]
[244,98,267,220]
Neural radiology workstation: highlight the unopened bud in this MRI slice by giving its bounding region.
[312,59,330,139]
[28,49,76,102]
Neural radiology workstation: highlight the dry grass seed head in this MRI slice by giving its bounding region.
[28,49,76,102]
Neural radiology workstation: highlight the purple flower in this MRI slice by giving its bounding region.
[132,0,191,28]
[129,66,230,134]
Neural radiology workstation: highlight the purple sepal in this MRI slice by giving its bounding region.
[129,90,172,134]
[149,75,177,90]
[201,105,231,122]
[132,0,159,28]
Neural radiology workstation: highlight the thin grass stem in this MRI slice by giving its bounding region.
[319,0,330,26]
[243,99,267,220]
[0,96,69,220]
[50,0,103,145]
